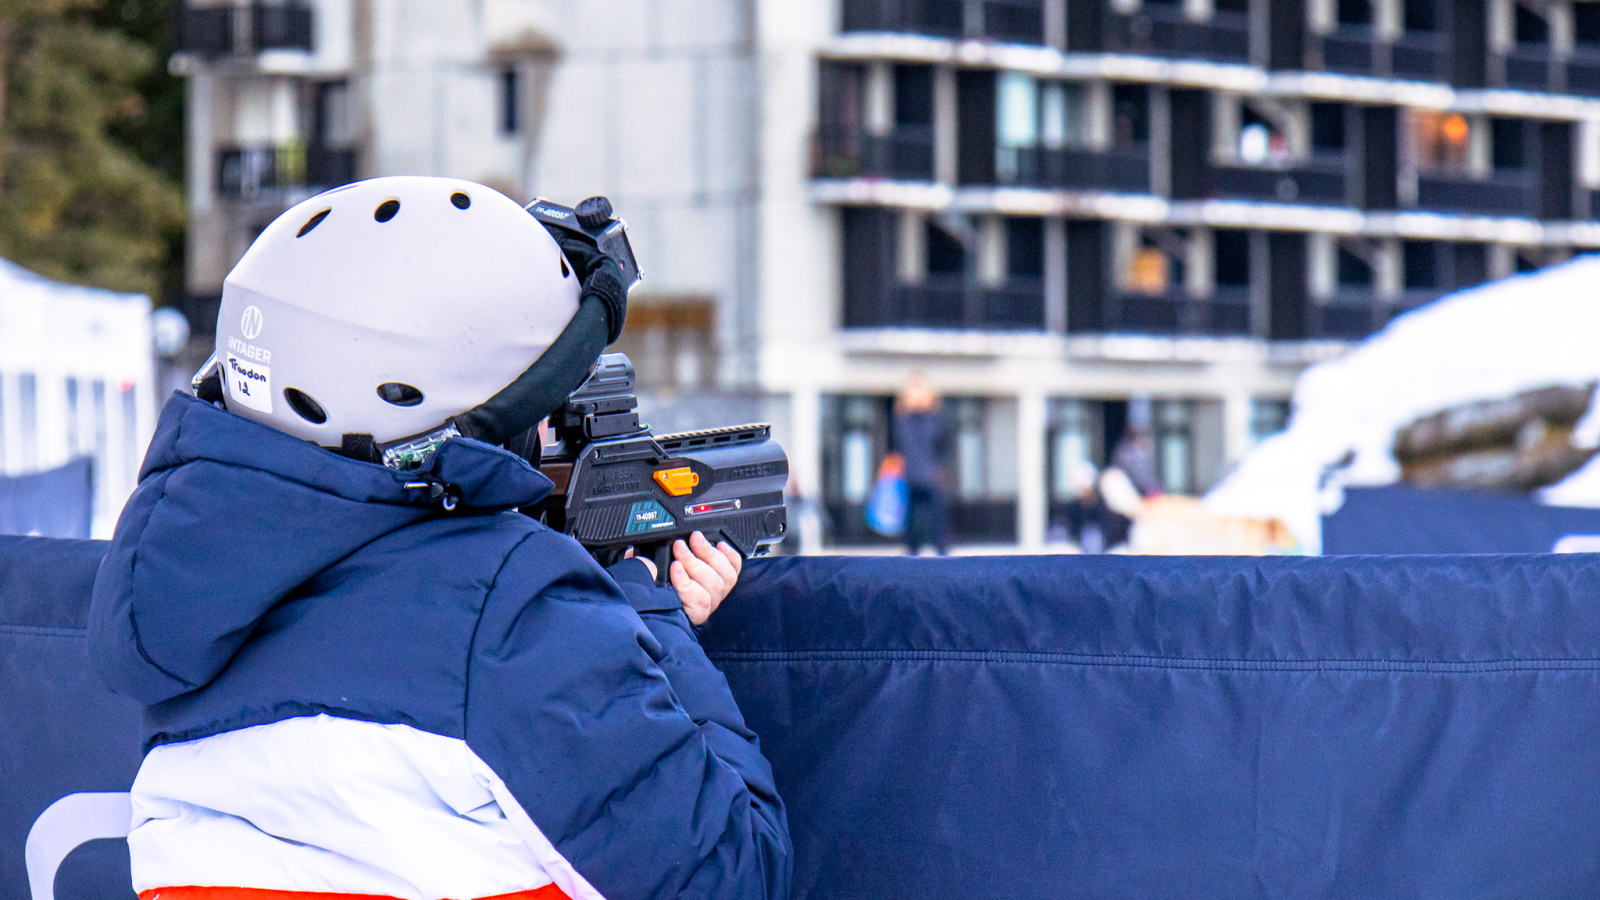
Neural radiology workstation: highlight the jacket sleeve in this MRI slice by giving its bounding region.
[465,532,790,900]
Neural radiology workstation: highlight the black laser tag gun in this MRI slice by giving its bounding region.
[525,195,642,288]
[530,353,790,579]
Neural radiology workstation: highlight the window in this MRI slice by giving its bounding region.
[1337,0,1373,26]
[1515,3,1550,46]
[1403,240,1440,289]
[1403,0,1436,32]
[499,68,519,135]
[1491,119,1526,171]
[1112,84,1149,146]
[65,378,80,456]
[1577,2,1600,46]
[1214,230,1251,287]
[18,374,36,471]
[926,219,967,276]
[1250,399,1291,446]
[1311,103,1346,155]
[895,64,934,127]
[1337,245,1374,288]
[1413,110,1470,174]
[1238,107,1288,166]
[1152,399,1194,495]
[1121,229,1186,296]
[1006,217,1044,279]
[1048,399,1103,502]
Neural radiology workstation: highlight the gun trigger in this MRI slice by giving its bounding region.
[653,467,699,497]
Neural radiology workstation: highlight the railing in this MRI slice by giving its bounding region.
[175,2,312,54]
[1567,49,1600,96]
[1105,290,1251,336]
[217,147,281,198]
[253,1,313,51]
[1104,7,1250,63]
[174,4,232,54]
[884,278,1047,331]
[306,147,358,189]
[1032,146,1151,193]
[983,0,1044,44]
[1319,26,1376,75]
[1209,163,1345,205]
[815,127,936,181]
[1503,48,1554,91]
[840,0,963,36]
[1391,31,1446,81]
[1416,171,1537,217]
[219,145,357,199]
[1306,295,1387,340]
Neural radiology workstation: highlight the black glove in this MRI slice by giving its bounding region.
[558,236,628,345]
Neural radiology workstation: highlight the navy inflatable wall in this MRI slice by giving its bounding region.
[1324,484,1600,554]
[6,536,1600,899]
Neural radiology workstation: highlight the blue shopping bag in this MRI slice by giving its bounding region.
[866,453,908,537]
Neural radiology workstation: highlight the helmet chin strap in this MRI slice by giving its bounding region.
[449,295,610,445]
[346,294,611,468]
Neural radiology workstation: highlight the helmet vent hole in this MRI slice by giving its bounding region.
[296,209,331,237]
[284,388,328,425]
[374,199,401,222]
[450,192,471,209]
[560,256,570,278]
[377,382,425,407]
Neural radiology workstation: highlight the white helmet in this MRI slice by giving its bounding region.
[214,176,582,464]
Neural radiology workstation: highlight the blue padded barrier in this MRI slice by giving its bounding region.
[5,537,1600,899]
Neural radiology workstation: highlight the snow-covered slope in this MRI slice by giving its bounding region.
[1205,254,1600,553]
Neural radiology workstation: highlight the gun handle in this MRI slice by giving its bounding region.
[651,543,672,588]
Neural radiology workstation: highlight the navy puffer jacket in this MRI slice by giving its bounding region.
[88,393,790,900]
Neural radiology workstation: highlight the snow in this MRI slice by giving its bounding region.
[1204,254,1600,553]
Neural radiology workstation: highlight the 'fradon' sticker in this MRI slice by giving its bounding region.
[226,353,272,414]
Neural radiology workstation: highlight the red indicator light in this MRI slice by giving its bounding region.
[686,499,741,517]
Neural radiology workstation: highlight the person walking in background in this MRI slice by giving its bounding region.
[894,373,951,556]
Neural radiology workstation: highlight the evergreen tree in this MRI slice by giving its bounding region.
[0,0,183,298]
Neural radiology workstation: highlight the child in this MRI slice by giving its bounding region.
[88,177,790,900]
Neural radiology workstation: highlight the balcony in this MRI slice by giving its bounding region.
[218,144,357,200]
[174,2,311,56]
[1568,49,1600,96]
[1391,32,1447,81]
[982,0,1043,44]
[174,5,232,54]
[1104,7,1250,64]
[887,279,1046,330]
[1318,26,1376,75]
[306,147,358,189]
[1416,171,1537,218]
[1209,162,1345,205]
[1503,48,1555,91]
[816,126,936,181]
[253,1,313,51]
[1001,146,1149,193]
[840,0,962,37]
[1307,292,1391,340]
[1105,290,1251,336]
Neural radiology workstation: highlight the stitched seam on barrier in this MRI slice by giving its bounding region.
[703,649,1600,672]
[0,624,86,637]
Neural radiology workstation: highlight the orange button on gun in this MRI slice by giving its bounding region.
[653,466,699,497]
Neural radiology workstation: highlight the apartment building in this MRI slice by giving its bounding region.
[167,0,1600,552]
[787,0,1600,549]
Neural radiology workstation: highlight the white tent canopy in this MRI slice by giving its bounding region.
[0,257,155,537]
[1205,254,1600,553]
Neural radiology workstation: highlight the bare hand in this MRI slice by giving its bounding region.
[670,531,742,625]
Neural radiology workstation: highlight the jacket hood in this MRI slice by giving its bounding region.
[89,392,553,705]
